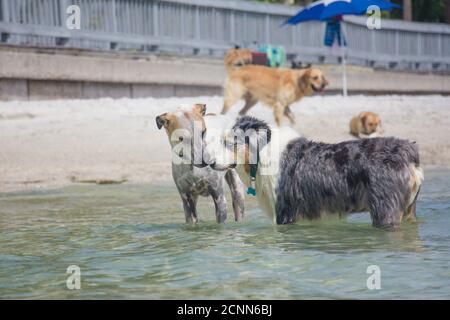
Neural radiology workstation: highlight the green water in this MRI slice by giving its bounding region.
[1,169,449,299]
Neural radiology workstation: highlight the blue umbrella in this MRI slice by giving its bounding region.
[283,0,401,96]
[285,0,401,25]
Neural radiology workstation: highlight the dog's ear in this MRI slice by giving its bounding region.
[361,114,368,128]
[298,69,311,91]
[156,113,169,130]
[193,103,207,117]
[232,116,272,151]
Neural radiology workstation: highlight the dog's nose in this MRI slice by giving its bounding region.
[210,162,236,171]
[193,162,208,168]
[156,116,164,129]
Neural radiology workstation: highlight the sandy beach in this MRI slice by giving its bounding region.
[1,95,449,193]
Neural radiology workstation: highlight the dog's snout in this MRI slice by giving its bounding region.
[193,162,208,168]
[210,162,236,171]
[193,145,217,169]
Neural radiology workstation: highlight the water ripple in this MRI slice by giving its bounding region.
[1,169,449,299]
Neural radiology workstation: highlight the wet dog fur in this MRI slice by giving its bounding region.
[156,104,245,224]
[209,116,423,230]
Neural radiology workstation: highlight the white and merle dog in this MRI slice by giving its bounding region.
[203,115,424,230]
[156,104,245,224]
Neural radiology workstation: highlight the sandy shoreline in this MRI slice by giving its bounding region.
[1,95,449,193]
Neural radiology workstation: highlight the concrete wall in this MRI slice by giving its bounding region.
[0,79,222,100]
[1,46,449,101]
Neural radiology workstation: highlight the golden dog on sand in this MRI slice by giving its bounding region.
[221,65,329,126]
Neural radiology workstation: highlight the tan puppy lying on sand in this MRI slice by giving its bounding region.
[349,111,384,138]
[221,65,329,126]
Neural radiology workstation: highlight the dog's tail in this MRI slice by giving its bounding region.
[402,140,423,206]
[408,164,424,207]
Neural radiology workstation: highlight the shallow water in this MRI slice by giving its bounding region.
[1,169,449,299]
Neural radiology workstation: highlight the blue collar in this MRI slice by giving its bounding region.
[247,157,259,196]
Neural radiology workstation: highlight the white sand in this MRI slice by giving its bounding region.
[1,95,449,193]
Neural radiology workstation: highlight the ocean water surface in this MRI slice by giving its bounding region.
[0,169,449,299]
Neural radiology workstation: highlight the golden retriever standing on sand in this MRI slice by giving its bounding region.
[221,65,329,126]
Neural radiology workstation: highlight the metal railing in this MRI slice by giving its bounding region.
[0,0,449,71]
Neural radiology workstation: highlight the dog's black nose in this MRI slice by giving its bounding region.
[193,162,208,168]
[210,162,236,171]
[156,116,165,129]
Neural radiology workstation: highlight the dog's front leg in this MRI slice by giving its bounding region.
[208,187,227,223]
[273,103,285,127]
[238,94,258,116]
[370,201,402,231]
[283,106,296,125]
[225,170,245,221]
[181,194,198,224]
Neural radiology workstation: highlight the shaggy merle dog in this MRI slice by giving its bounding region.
[211,116,424,230]
[276,136,423,229]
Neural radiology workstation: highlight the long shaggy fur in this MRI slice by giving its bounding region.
[232,116,272,146]
[275,137,422,229]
